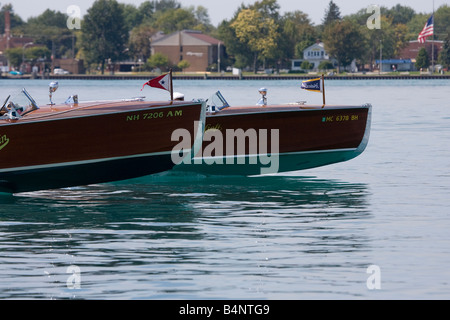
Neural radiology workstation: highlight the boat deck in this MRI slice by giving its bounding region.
[208,104,369,117]
[1,100,191,124]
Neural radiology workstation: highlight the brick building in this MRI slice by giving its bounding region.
[151,30,224,72]
[398,40,443,61]
[0,10,34,72]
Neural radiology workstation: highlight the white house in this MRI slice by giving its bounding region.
[304,42,330,68]
[292,42,335,71]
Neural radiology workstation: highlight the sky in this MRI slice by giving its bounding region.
[5,0,447,26]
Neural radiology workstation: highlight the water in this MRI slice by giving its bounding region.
[0,78,449,300]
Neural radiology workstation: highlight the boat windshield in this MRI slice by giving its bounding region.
[1,88,39,120]
[206,91,230,112]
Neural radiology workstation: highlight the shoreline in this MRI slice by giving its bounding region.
[2,73,450,80]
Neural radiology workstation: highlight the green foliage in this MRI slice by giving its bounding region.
[230,1,281,72]
[322,19,365,71]
[10,8,74,59]
[81,0,129,74]
[318,60,334,70]
[384,4,416,25]
[438,35,450,68]
[3,46,49,68]
[153,5,212,34]
[27,9,67,28]
[146,52,170,70]
[4,48,23,68]
[0,4,24,32]
[154,8,197,33]
[282,11,316,59]
[435,5,450,41]
[322,1,342,26]
[129,24,156,61]
[415,47,429,69]
[177,60,190,72]
[300,61,313,70]
[4,0,450,75]
[25,46,51,61]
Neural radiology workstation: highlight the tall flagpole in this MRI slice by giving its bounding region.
[432,0,435,73]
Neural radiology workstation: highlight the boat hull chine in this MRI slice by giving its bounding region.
[0,152,175,193]
[174,103,372,176]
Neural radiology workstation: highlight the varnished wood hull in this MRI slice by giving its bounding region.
[0,100,205,193]
[174,104,371,175]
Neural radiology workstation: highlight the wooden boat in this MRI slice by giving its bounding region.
[0,87,205,193]
[174,92,371,176]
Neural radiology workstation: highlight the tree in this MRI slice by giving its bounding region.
[248,0,280,20]
[129,23,156,62]
[146,52,170,71]
[361,16,407,71]
[231,8,280,73]
[27,9,67,27]
[81,0,129,74]
[318,60,334,70]
[217,19,253,69]
[0,4,24,32]
[322,19,365,72]
[25,46,51,63]
[4,48,23,68]
[281,11,316,59]
[385,4,416,25]
[300,60,313,70]
[177,60,190,73]
[435,5,450,41]
[121,3,148,30]
[322,1,342,27]
[154,6,212,33]
[11,8,75,60]
[438,34,450,69]
[153,0,181,12]
[415,47,429,70]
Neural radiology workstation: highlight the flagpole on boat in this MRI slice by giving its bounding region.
[169,68,174,101]
[321,74,326,108]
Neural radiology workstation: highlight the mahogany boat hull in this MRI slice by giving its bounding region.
[174,104,371,176]
[0,100,205,193]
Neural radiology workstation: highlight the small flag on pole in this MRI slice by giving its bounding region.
[301,77,322,93]
[418,14,434,43]
[301,75,326,107]
[142,69,174,100]
[142,72,171,91]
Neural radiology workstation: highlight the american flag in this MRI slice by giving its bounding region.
[418,15,434,43]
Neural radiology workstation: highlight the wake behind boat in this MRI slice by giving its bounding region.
[0,85,205,193]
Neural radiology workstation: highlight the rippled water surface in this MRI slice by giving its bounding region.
[0,78,449,299]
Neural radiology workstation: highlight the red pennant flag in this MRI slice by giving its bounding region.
[141,73,171,91]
